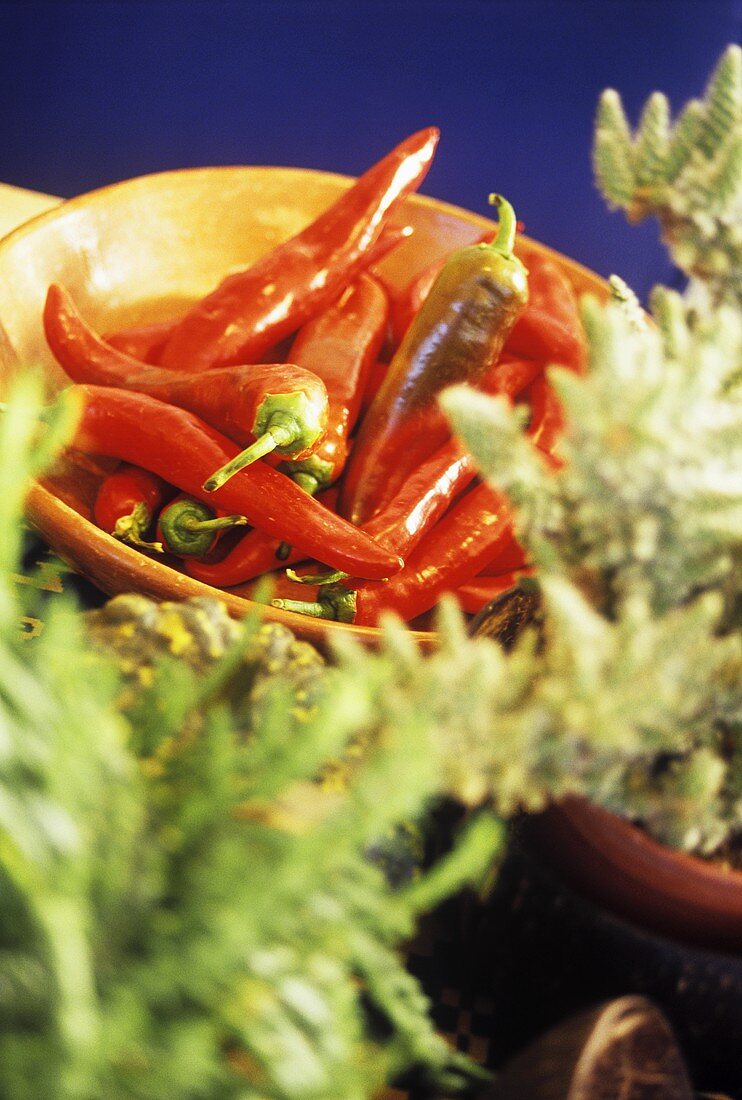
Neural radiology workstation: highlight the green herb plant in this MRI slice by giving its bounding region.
[0,380,503,1100]
[439,44,742,858]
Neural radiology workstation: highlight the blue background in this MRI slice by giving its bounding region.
[0,0,738,300]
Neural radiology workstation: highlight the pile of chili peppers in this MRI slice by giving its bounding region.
[42,128,587,629]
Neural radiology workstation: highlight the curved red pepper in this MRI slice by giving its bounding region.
[44,284,329,461]
[274,481,514,626]
[477,537,529,576]
[454,571,527,615]
[158,128,440,370]
[525,373,566,465]
[279,273,389,494]
[101,221,410,372]
[505,251,587,373]
[361,438,476,562]
[359,358,389,416]
[65,385,402,580]
[104,317,178,364]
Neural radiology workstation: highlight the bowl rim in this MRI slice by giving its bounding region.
[525,795,742,952]
[4,163,607,649]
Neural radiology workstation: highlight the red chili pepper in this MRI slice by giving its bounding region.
[454,571,526,615]
[486,354,543,397]
[64,385,403,580]
[93,463,169,551]
[358,357,389,416]
[504,251,587,373]
[185,487,339,587]
[102,221,409,374]
[340,195,529,525]
[274,481,514,626]
[278,273,389,494]
[357,354,540,561]
[157,128,439,371]
[361,438,476,561]
[104,317,178,364]
[525,373,566,464]
[156,494,248,558]
[44,284,329,468]
[477,536,529,575]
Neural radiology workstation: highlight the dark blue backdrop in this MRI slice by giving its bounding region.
[0,0,738,299]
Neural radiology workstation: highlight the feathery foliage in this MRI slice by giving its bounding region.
[441,49,742,856]
[593,44,742,304]
[0,375,501,1098]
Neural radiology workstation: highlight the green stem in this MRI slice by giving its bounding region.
[487,193,517,256]
[112,502,164,553]
[179,514,247,533]
[273,585,357,622]
[202,417,300,492]
[271,597,337,620]
[285,568,348,586]
[159,499,247,556]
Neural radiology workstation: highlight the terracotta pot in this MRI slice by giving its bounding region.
[0,165,606,651]
[524,796,742,954]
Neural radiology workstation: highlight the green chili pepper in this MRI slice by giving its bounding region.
[339,194,529,525]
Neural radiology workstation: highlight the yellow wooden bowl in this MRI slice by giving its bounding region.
[0,166,605,650]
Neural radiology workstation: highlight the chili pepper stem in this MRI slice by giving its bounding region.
[158,496,248,557]
[114,521,163,550]
[179,513,248,533]
[112,504,165,553]
[274,585,358,623]
[203,414,303,491]
[285,567,349,586]
[487,194,518,257]
[272,598,335,619]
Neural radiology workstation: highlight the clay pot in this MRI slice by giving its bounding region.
[525,796,742,955]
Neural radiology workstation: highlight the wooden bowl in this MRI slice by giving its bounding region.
[0,165,605,650]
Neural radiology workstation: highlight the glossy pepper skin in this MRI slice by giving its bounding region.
[339,195,529,525]
[64,385,403,580]
[158,127,440,371]
[101,222,409,370]
[349,355,540,564]
[104,317,178,364]
[274,481,514,626]
[524,373,566,468]
[504,251,587,373]
[93,463,169,551]
[279,273,389,494]
[455,570,529,615]
[386,231,491,348]
[44,284,329,461]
